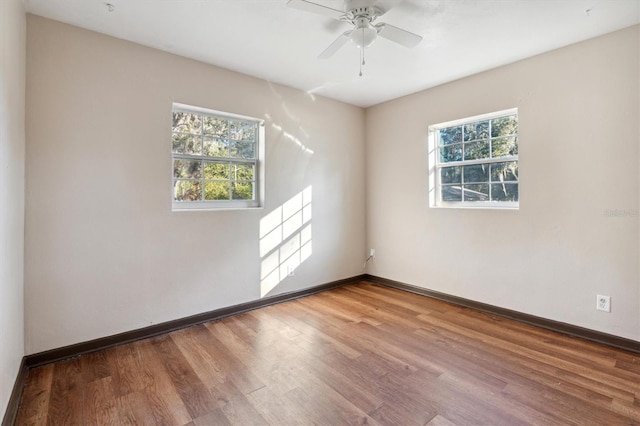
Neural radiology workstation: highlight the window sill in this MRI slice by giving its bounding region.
[172,201,263,212]
[431,202,519,210]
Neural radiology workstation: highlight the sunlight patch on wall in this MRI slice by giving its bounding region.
[259,186,312,297]
[271,123,314,155]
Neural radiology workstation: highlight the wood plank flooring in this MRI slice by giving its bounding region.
[15,281,640,425]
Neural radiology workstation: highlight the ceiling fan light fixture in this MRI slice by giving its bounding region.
[287,0,423,66]
[350,17,377,48]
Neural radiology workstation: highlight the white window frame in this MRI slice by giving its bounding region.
[171,103,265,211]
[428,108,519,209]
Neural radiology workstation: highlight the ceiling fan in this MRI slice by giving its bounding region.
[287,0,423,65]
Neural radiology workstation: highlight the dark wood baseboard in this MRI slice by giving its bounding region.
[25,275,366,369]
[365,274,640,354]
[1,357,27,426]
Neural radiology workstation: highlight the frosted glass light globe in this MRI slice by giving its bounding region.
[350,18,377,48]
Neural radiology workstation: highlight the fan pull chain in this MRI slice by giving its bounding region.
[359,26,365,77]
[362,26,366,66]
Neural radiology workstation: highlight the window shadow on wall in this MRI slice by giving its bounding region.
[259,186,312,297]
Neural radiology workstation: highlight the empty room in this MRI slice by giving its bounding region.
[1,0,640,424]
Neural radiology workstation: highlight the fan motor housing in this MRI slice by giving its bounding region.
[344,0,383,18]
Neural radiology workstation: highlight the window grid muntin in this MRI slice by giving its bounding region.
[172,106,260,206]
[433,110,518,206]
[172,157,257,202]
[440,161,519,202]
[438,115,517,163]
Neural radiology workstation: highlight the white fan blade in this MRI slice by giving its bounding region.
[319,31,352,59]
[287,0,345,20]
[376,23,422,47]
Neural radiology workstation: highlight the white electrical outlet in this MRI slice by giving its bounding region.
[596,295,611,312]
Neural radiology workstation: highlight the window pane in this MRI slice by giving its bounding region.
[172,112,202,134]
[491,183,518,201]
[204,181,230,200]
[232,163,254,181]
[439,126,462,145]
[172,133,201,155]
[464,120,489,141]
[230,141,256,159]
[440,166,461,184]
[463,164,489,183]
[491,115,517,138]
[464,140,490,161]
[230,121,256,141]
[172,134,185,154]
[173,180,202,201]
[490,162,518,182]
[232,182,254,200]
[441,185,462,201]
[203,117,229,137]
[203,136,229,157]
[204,162,229,180]
[463,184,489,201]
[492,136,518,158]
[173,159,202,179]
[173,133,202,155]
[440,144,462,163]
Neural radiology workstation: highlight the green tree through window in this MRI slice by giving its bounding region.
[171,105,262,209]
[431,109,518,207]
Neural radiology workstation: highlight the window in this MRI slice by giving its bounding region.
[428,108,518,209]
[171,103,264,210]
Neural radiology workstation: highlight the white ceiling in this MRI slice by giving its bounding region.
[25,0,640,107]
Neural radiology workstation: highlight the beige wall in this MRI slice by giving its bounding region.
[366,25,640,340]
[23,14,640,358]
[0,0,26,417]
[25,16,366,354]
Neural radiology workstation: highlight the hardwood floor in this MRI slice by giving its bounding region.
[15,281,640,425]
